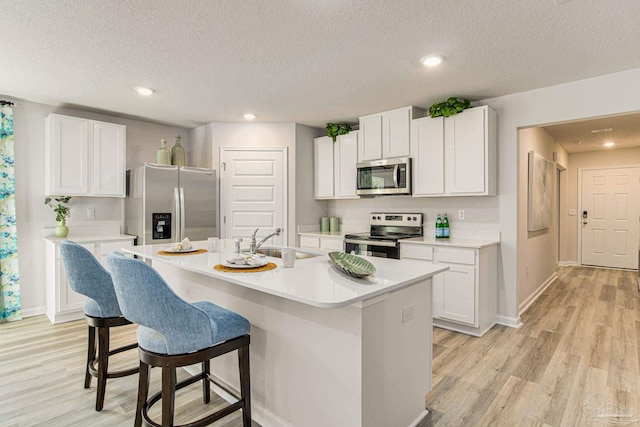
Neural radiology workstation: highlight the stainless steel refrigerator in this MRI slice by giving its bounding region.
[124,164,217,245]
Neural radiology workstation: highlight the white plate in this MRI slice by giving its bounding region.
[163,247,199,253]
[222,259,268,269]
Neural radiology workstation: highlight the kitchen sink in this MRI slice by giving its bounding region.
[245,248,320,259]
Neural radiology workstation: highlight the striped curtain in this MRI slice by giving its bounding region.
[0,102,20,322]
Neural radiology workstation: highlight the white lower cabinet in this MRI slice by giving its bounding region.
[299,234,344,252]
[401,242,498,336]
[44,237,134,324]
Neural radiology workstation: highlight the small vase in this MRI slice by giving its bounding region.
[55,221,69,238]
[155,139,171,165]
[171,135,185,166]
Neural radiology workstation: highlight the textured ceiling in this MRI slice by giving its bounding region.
[2,0,640,130]
[543,111,640,154]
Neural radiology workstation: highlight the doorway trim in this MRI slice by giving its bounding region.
[577,163,640,268]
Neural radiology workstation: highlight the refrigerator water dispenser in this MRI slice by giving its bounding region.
[152,213,172,240]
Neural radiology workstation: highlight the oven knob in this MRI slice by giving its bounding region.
[413,216,417,221]
[376,216,381,220]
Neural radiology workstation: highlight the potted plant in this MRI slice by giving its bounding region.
[429,97,472,118]
[45,196,71,237]
[325,123,352,142]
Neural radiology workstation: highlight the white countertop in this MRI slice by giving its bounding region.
[402,236,500,249]
[43,234,135,244]
[123,239,448,308]
[298,230,346,238]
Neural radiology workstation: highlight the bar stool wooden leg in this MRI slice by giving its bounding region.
[162,366,177,427]
[239,346,251,427]
[135,361,150,427]
[85,325,96,389]
[96,326,110,411]
[202,360,211,404]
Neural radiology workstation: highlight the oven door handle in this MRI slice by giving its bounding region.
[345,238,397,247]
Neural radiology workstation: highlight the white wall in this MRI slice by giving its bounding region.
[517,127,567,309]
[5,97,189,316]
[564,147,640,263]
[481,67,640,323]
[189,122,325,246]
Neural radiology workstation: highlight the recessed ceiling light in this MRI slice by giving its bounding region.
[135,86,155,96]
[243,113,256,121]
[591,127,613,134]
[603,142,615,147]
[420,55,444,67]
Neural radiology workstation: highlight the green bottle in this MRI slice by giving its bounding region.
[443,214,450,238]
[435,214,443,239]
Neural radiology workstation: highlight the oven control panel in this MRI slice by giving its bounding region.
[369,213,423,226]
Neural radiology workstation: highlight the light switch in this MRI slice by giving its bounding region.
[568,209,576,216]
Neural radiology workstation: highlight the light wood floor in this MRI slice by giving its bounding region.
[1,266,638,426]
[423,266,640,426]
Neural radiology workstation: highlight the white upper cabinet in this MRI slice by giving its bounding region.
[313,132,359,200]
[313,136,334,198]
[411,105,497,197]
[358,114,383,161]
[45,114,126,197]
[358,106,424,161]
[410,116,444,196]
[334,131,358,198]
[445,106,496,195]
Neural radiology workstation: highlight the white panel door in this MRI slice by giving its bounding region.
[581,167,640,269]
[221,148,286,246]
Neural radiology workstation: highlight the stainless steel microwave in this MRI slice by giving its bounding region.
[356,157,411,196]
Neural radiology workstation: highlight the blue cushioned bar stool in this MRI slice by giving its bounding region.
[59,241,139,411]
[107,252,251,427]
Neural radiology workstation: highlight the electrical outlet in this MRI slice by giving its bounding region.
[86,208,95,219]
[458,210,465,220]
[346,209,351,218]
[525,265,529,277]
[402,305,415,324]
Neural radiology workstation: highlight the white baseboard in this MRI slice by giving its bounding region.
[558,261,579,267]
[496,315,522,328]
[519,272,558,316]
[21,307,46,318]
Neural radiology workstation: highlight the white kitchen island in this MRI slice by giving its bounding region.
[123,240,447,427]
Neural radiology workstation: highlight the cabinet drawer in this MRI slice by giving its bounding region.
[401,244,433,261]
[437,248,476,265]
[300,236,320,249]
[321,238,343,252]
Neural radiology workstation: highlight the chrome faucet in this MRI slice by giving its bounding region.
[249,227,282,253]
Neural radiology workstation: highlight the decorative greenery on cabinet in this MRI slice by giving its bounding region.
[325,123,351,142]
[429,97,471,118]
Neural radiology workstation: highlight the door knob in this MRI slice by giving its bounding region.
[582,221,588,225]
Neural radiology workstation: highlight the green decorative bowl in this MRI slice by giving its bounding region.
[328,252,376,278]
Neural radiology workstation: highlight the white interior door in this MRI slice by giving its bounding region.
[581,167,640,269]
[220,147,287,246]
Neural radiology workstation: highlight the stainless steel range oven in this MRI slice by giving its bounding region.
[344,212,423,259]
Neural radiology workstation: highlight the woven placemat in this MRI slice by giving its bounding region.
[157,249,208,256]
[213,262,278,273]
